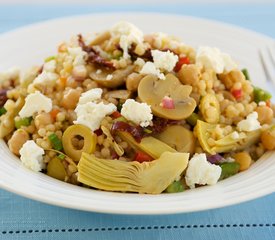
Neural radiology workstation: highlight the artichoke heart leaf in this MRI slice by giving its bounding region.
[77,151,189,194]
[195,120,261,154]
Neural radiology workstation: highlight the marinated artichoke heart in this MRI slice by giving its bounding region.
[138,73,196,120]
[195,120,261,154]
[77,151,189,194]
[117,131,176,159]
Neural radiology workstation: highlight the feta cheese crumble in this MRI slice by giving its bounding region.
[196,46,237,74]
[74,88,116,131]
[43,59,56,72]
[19,91,52,118]
[33,71,59,86]
[185,153,222,189]
[151,50,178,72]
[68,47,87,66]
[237,111,261,132]
[111,21,144,59]
[140,62,165,80]
[19,140,45,172]
[121,99,153,127]
[74,102,116,131]
[78,88,103,104]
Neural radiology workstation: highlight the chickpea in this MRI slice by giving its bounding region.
[34,112,53,128]
[126,73,143,91]
[199,94,220,124]
[261,127,275,150]
[233,152,252,171]
[177,64,200,85]
[255,106,273,124]
[8,129,29,155]
[61,88,81,109]
[219,70,245,90]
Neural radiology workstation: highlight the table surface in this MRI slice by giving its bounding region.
[0,3,275,240]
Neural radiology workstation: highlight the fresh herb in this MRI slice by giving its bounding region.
[241,68,250,80]
[57,154,66,160]
[165,181,184,193]
[219,162,240,180]
[253,86,272,103]
[15,117,32,129]
[186,112,199,126]
[48,133,63,151]
[0,107,7,116]
[44,56,56,62]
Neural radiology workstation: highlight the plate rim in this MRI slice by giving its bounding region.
[0,12,275,215]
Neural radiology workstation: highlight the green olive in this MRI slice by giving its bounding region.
[155,125,195,154]
[47,157,67,181]
[62,124,97,162]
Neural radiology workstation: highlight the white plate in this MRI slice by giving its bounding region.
[0,13,275,215]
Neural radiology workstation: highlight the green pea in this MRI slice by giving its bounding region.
[165,180,184,193]
[219,162,240,180]
[186,112,199,126]
[253,86,272,103]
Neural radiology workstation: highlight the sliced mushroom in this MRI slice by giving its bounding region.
[155,125,195,154]
[89,65,135,88]
[77,151,189,194]
[104,90,132,100]
[138,73,196,120]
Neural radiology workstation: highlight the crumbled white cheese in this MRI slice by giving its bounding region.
[237,111,261,132]
[106,74,113,81]
[185,153,222,189]
[140,62,165,80]
[0,67,20,83]
[230,131,240,140]
[196,46,237,74]
[96,69,102,74]
[19,91,52,118]
[111,21,144,59]
[19,140,45,172]
[68,47,87,66]
[121,99,153,127]
[134,58,145,68]
[33,71,59,86]
[74,102,116,131]
[78,88,103,104]
[43,60,56,72]
[258,101,266,106]
[151,50,178,72]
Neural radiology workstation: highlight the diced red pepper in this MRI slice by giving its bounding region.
[134,151,153,163]
[161,96,175,109]
[111,111,122,119]
[231,88,243,100]
[174,56,190,72]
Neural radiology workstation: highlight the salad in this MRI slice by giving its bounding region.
[0,21,274,194]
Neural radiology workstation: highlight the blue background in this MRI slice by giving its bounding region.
[0,4,275,240]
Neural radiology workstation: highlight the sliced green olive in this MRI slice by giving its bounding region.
[62,124,97,162]
[89,65,135,88]
[47,157,67,181]
[199,94,220,124]
[77,151,189,194]
[138,73,196,120]
[155,125,195,154]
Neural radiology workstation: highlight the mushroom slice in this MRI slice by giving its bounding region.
[104,90,132,100]
[155,125,195,154]
[138,73,196,120]
[195,120,261,154]
[89,65,135,88]
[77,151,189,194]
